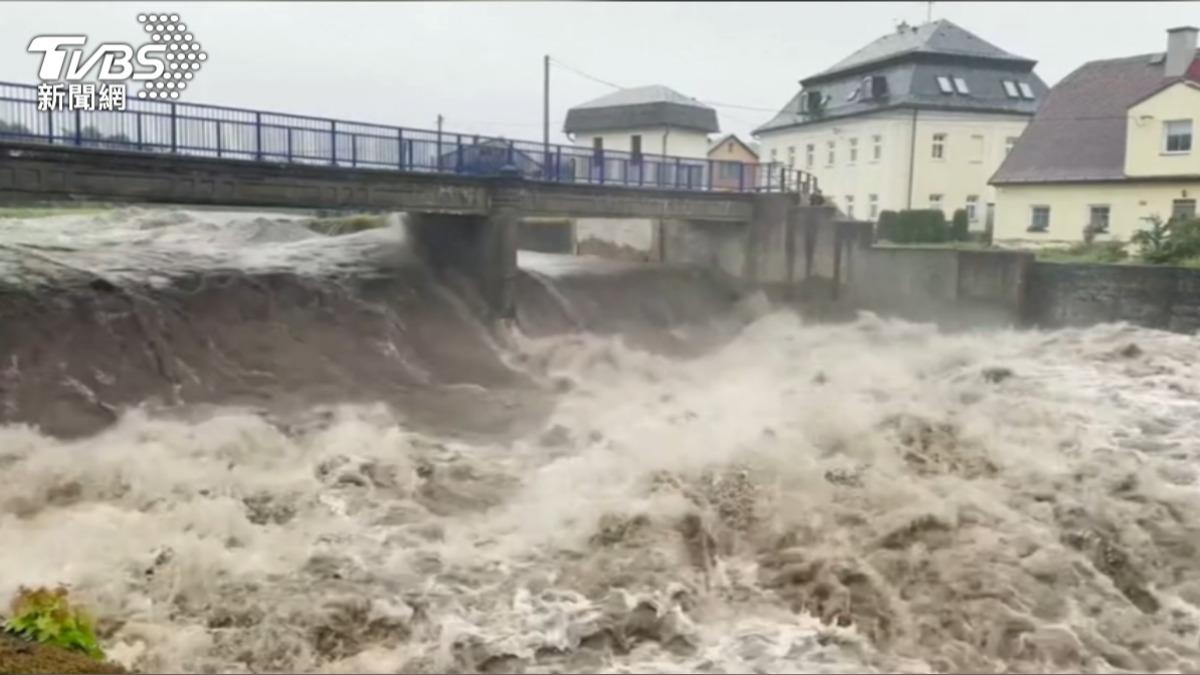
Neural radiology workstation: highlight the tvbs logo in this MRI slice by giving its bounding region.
[29,13,206,111]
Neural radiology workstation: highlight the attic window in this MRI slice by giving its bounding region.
[1002,80,1020,98]
[936,76,953,94]
[953,77,969,94]
[1018,82,1035,99]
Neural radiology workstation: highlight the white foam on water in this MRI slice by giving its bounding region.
[2,308,1199,673]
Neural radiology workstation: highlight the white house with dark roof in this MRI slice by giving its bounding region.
[753,19,1047,227]
[563,85,719,160]
[991,27,1200,244]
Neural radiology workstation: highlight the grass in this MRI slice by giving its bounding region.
[0,207,110,220]
[1034,241,1130,265]
[302,213,390,236]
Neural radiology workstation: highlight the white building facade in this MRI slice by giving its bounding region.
[753,20,1047,229]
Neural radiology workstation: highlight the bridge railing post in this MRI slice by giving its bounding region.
[215,120,223,158]
[286,127,293,162]
[436,127,443,171]
[330,120,337,166]
[707,159,713,192]
[170,102,177,154]
[254,112,262,161]
[73,108,81,146]
[456,134,463,173]
[351,133,358,167]
[674,157,681,189]
[555,146,562,182]
[397,128,404,170]
[738,163,744,192]
[45,108,53,144]
[136,112,143,151]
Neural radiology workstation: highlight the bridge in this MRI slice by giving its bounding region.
[0,81,840,319]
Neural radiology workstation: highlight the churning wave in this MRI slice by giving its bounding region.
[2,208,1200,674]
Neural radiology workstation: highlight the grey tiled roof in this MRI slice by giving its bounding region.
[564,85,719,134]
[806,19,1033,83]
[755,60,1045,135]
[991,49,1200,184]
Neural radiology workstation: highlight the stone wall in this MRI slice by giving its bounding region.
[1025,263,1200,334]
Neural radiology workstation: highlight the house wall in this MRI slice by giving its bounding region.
[571,126,711,159]
[755,109,1030,228]
[992,181,1200,244]
[1125,82,1200,177]
[707,137,759,164]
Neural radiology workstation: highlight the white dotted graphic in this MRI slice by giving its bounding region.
[136,12,204,100]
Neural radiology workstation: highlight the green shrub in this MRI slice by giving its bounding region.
[3,587,105,661]
[1133,215,1200,265]
[951,209,969,242]
[876,209,948,244]
[1037,241,1128,264]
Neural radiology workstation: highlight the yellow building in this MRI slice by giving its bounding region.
[753,19,1046,227]
[991,27,1200,245]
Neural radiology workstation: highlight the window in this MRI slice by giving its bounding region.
[872,134,882,160]
[1005,136,1018,155]
[1165,120,1193,153]
[787,145,796,168]
[805,143,814,169]
[1088,205,1111,233]
[969,134,984,163]
[826,140,835,166]
[727,142,734,154]
[932,133,946,159]
[631,135,642,160]
[1029,205,1051,232]
[929,194,944,212]
[845,195,855,219]
[1018,82,1035,99]
[770,148,778,162]
[966,195,979,222]
[953,77,970,94]
[1002,80,1019,98]
[848,137,858,163]
[936,76,953,94]
[1173,199,1197,222]
[869,194,879,219]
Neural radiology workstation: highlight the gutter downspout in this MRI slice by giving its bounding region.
[906,108,918,209]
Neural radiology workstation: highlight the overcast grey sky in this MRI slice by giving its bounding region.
[2,2,1195,142]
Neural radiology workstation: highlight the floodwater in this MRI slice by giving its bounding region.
[2,208,1200,674]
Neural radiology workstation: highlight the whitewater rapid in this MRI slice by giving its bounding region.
[2,208,1200,674]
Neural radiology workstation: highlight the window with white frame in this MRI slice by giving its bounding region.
[872,134,882,160]
[1002,80,1019,98]
[932,133,946,159]
[930,194,943,211]
[1017,82,1035,99]
[1088,205,1111,233]
[845,195,855,219]
[770,148,778,162]
[787,145,796,168]
[1029,205,1050,232]
[936,76,953,94]
[826,140,835,166]
[805,143,814,169]
[869,194,879,219]
[848,137,858,163]
[1165,119,1193,153]
[953,77,969,94]
[966,195,979,222]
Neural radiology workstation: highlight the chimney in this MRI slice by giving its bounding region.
[1165,26,1198,78]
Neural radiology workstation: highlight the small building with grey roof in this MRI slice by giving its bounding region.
[563,85,719,160]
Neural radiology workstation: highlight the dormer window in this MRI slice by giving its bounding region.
[937,76,953,94]
[953,77,969,94]
[1002,80,1019,98]
[1017,82,1035,99]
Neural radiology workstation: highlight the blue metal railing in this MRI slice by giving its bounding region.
[0,81,817,195]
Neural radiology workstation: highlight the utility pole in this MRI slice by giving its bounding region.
[543,55,551,172]
[926,1,933,22]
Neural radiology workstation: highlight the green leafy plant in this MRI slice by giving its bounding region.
[875,209,948,244]
[3,586,105,661]
[1132,215,1200,265]
[951,208,970,242]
